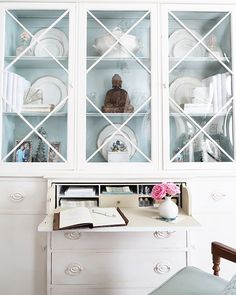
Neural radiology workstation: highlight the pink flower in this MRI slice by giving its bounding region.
[165,183,180,196]
[151,184,167,200]
[151,183,180,200]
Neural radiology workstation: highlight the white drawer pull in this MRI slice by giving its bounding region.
[211,192,226,201]
[65,263,83,276]
[64,232,81,240]
[154,263,171,274]
[153,231,175,239]
[9,193,24,202]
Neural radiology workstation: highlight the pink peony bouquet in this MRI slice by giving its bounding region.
[151,183,180,201]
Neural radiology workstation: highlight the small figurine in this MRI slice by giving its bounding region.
[102,74,134,113]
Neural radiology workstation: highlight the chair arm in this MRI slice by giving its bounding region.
[212,241,236,276]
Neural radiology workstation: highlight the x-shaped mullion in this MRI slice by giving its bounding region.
[5,9,69,73]
[86,96,152,162]
[169,11,232,74]
[170,97,234,162]
[2,96,69,162]
[87,10,151,74]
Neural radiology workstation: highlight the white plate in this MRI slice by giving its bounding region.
[34,38,64,57]
[169,29,206,57]
[173,38,198,58]
[101,134,133,161]
[32,76,67,106]
[31,28,68,56]
[170,77,202,105]
[97,124,137,160]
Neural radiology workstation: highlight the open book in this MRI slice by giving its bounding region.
[53,207,129,230]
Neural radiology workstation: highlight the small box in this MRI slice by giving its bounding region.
[108,151,129,162]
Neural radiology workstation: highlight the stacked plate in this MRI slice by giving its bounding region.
[31,76,67,106]
[30,28,68,57]
[169,29,206,57]
[170,76,202,106]
[97,124,137,161]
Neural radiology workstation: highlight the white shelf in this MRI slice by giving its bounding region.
[87,112,150,117]
[5,56,68,69]
[170,112,228,117]
[87,56,150,69]
[3,112,67,117]
[169,57,230,62]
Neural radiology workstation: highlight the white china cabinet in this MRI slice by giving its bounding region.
[1,2,236,175]
[0,3,76,172]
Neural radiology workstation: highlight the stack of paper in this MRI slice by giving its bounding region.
[3,71,30,113]
[64,187,96,198]
[184,103,213,114]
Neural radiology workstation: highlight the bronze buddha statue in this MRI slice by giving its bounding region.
[102,74,134,113]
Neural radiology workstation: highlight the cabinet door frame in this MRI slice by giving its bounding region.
[161,4,236,170]
[0,2,77,174]
[77,2,161,176]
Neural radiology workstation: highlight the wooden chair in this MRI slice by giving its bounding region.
[149,242,236,295]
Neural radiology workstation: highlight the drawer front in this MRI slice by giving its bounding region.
[189,178,236,214]
[51,286,153,295]
[0,178,47,213]
[100,195,139,208]
[52,231,186,250]
[52,251,186,287]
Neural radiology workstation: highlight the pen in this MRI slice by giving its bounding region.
[92,209,116,217]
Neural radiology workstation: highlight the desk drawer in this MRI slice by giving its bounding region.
[52,231,186,250]
[51,286,153,295]
[52,251,186,287]
[0,178,46,214]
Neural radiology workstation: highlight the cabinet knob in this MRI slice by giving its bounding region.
[65,263,83,276]
[64,232,81,240]
[153,231,175,239]
[9,192,24,202]
[154,263,171,274]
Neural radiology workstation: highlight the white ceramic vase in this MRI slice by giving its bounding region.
[158,196,178,220]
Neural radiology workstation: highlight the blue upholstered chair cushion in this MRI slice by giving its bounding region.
[148,266,228,295]
[224,274,236,295]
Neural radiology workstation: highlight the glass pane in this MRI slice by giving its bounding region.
[2,9,69,163]
[86,10,151,163]
[1,114,32,162]
[175,133,232,162]
[168,10,234,163]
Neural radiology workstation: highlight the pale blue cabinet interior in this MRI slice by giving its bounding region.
[168,11,233,163]
[2,9,69,162]
[86,10,152,163]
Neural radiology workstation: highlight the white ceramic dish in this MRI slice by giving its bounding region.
[31,28,68,56]
[169,29,206,57]
[101,134,132,161]
[93,27,140,58]
[97,124,137,160]
[32,76,67,106]
[170,76,202,105]
[34,38,64,57]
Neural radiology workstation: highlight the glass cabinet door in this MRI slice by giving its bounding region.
[168,10,233,163]
[86,10,151,163]
[1,8,71,163]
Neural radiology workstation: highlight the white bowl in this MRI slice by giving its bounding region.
[93,27,141,58]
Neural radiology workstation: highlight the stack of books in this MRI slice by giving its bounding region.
[3,71,30,112]
[21,104,55,113]
[64,187,96,198]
